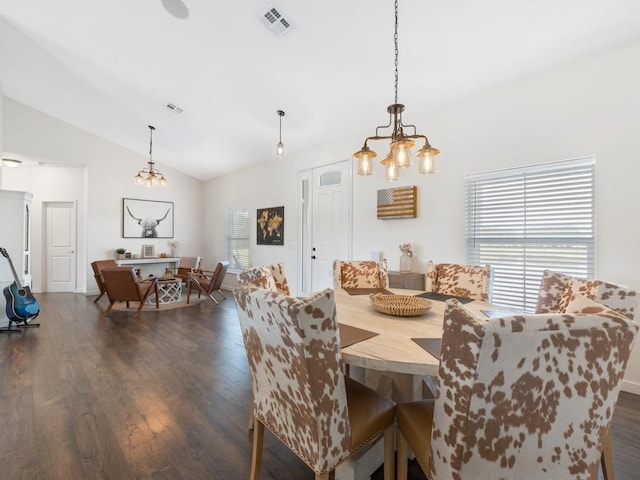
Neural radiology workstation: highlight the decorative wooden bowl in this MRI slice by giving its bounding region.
[369,293,432,317]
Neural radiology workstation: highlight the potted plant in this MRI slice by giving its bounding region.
[116,248,127,260]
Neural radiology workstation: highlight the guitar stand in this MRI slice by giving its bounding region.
[0,324,22,333]
[0,319,40,333]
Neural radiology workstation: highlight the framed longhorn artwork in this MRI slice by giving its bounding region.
[122,198,174,238]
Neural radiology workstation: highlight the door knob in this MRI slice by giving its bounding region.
[311,255,316,260]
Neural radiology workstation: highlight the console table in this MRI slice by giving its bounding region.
[388,270,426,290]
[116,257,180,277]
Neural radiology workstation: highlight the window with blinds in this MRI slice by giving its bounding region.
[466,157,595,311]
[226,207,250,272]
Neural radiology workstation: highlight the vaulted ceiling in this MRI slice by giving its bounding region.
[1,0,640,180]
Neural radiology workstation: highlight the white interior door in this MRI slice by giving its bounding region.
[310,160,352,291]
[45,202,76,292]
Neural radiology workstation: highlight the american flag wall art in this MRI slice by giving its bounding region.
[376,185,417,219]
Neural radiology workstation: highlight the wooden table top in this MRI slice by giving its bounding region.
[336,288,492,377]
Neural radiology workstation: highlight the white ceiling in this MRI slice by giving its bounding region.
[1,0,640,180]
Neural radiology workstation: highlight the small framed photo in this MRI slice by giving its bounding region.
[141,244,156,258]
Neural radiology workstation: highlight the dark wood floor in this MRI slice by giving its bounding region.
[1,293,638,479]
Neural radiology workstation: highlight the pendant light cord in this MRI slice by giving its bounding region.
[394,0,399,105]
[149,125,155,164]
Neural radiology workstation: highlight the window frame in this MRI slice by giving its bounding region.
[226,207,250,274]
[465,157,596,311]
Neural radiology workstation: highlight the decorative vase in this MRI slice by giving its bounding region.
[170,247,176,257]
[400,253,411,273]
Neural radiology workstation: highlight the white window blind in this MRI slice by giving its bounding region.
[466,157,595,311]
[226,208,250,272]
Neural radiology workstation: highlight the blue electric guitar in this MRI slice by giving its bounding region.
[1,247,40,324]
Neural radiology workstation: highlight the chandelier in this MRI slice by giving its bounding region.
[134,125,167,187]
[353,0,439,181]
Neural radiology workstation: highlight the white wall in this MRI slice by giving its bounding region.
[206,41,640,393]
[1,98,205,294]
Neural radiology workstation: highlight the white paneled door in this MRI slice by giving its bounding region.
[310,160,352,292]
[45,202,76,292]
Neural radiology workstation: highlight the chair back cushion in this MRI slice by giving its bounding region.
[265,263,290,295]
[426,261,492,301]
[210,261,230,291]
[91,259,117,290]
[535,270,638,320]
[233,286,350,473]
[333,260,389,289]
[178,256,201,270]
[430,299,638,479]
[237,266,278,292]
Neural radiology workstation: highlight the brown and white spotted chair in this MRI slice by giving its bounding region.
[332,259,389,289]
[263,263,290,295]
[396,298,639,480]
[534,269,639,479]
[425,261,493,301]
[236,266,279,292]
[234,286,396,480]
[535,269,638,319]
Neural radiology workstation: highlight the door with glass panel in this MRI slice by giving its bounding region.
[304,160,352,292]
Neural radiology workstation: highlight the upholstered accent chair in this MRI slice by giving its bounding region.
[236,266,278,292]
[233,286,396,480]
[91,259,117,303]
[534,269,639,479]
[264,263,290,295]
[332,259,389,289]
[101,267,159,319]
[168,256,202,283]
[396,298,638,480]
[186,260,229,304]
[237,264,289,295]
[535,269,638,319]
[425,261,493,301]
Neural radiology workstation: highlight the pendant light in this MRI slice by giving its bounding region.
[353,0,439,180]
[276,110,285,156]
[134,125,167,187]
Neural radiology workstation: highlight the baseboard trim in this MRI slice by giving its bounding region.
[622,379,640,395]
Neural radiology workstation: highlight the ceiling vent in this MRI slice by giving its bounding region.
[165,103,184,114]
[259,5,294,37]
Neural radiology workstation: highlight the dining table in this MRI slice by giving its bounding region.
[334,287,499,480]
[336,287,496,401]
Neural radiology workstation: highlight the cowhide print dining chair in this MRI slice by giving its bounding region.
[332,259,389,289]
[534,269,638,479]
[425,261,493,301]
[236,266,278,292]
[263,263,290,295]
[233,285,396,480]
[395,298,638,480]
